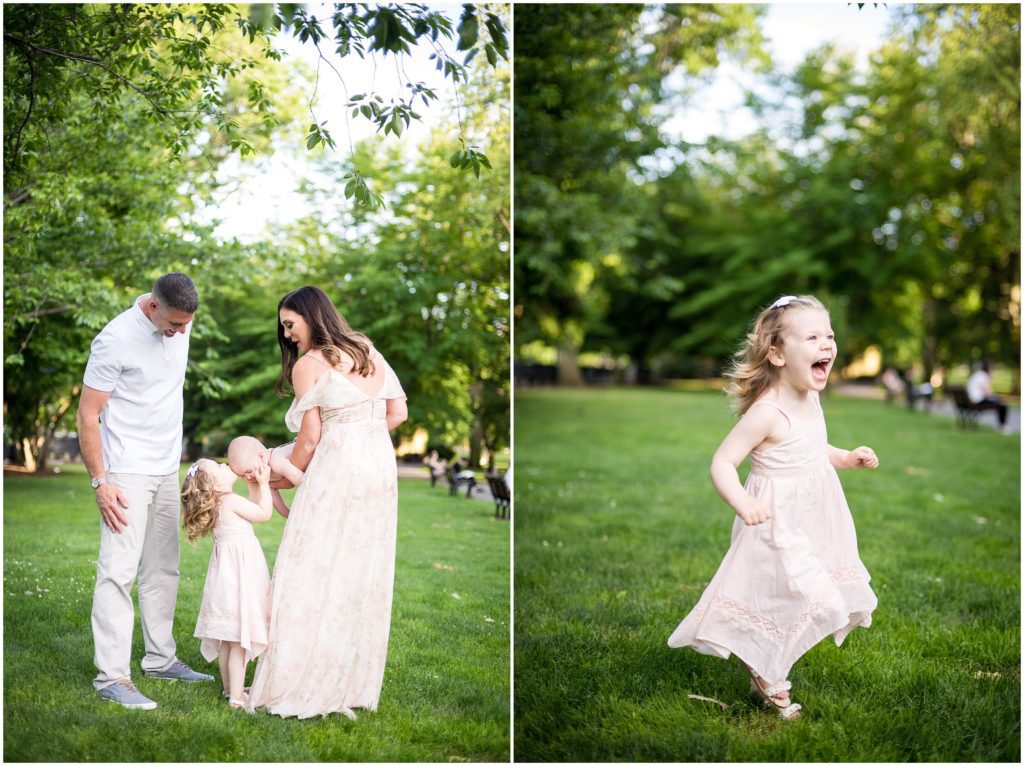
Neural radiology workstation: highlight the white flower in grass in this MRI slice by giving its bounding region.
[933,493,944,503]
[973,516,988,525]
[484,617,495,623]
[451,592,461,600]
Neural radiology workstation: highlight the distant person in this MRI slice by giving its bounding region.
[667,295,878,721]
[881,366,903,402]
[76,273,213,711]
[181,458,274,709]
[966,360,1010,433]
[423,449,447,487]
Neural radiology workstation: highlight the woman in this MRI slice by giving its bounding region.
[246,286,408,719]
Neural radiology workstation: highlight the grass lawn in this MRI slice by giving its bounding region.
[514,387,1019,762]
[4,468,509,762]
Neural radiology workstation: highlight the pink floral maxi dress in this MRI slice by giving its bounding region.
[668,395,877,683]
[247,351,406,719]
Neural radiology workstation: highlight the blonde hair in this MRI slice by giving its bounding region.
[725,295,828,415]
[180,461,223,543]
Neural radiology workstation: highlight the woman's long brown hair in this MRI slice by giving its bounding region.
[276,285,375,396]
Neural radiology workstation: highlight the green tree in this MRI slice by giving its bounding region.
[513,3,766,383]
[4,3,511,470]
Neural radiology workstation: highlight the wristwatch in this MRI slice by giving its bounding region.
[91,476,107,490]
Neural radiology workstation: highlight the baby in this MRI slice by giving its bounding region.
[227,436,304,517]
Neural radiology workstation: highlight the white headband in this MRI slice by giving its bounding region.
[185,462,201,478]
[769,295,798,309]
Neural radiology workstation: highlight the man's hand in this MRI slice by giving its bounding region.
[96,482,130,533]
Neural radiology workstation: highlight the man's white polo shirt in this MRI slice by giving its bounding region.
[83,295,191,475]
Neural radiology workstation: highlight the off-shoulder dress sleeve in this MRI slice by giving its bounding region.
[284,369,333,433]
[378,353,406,400]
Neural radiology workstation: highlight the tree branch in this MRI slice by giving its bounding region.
[16,304,74,320]
[3,32,171,117]
[6,36,37,171]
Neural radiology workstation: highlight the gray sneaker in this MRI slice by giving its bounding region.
[145,659,214,682]
[98,679,158,710]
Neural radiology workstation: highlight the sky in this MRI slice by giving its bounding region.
[665,3,896,144]
[209,3,897,242]
[207,3,466,241]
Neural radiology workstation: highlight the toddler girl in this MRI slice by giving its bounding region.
[668,295,879,720]
[182,458,273,709]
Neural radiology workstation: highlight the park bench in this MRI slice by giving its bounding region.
[904,378,933,411]
[487,474,510,520]
[947,387,984,428]
[446,466,477,498]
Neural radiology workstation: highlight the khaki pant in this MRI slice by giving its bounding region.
[92,472,180,689]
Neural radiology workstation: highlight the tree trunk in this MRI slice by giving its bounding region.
[21,438,37,473]
[469,417,484,469]
[468,382,484,468]
[921,296,938,382]
[557,337,583,386]
[33,433,51,474]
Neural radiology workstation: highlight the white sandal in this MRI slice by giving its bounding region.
[742,663,802,720]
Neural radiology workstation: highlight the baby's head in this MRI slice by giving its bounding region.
[227,435,266,477]
[726,295,832,414]
[180,459,223,543]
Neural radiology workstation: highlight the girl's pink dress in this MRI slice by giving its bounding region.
[668,393,877,683]
[193,511,272,665]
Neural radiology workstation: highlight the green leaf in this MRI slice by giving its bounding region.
[456,9,478,51]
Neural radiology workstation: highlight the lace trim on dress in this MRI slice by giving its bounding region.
[196,608,271,626]
[710,594,825,646]
[688,566,868,647]
[829,566,864,583]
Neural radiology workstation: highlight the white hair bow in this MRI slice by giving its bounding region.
[770,295,798,309]
[185,462,200,478]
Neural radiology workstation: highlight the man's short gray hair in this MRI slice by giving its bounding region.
[152,273,199,313]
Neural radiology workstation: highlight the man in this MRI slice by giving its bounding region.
[966,360,1010,434]
[77,273,213,710]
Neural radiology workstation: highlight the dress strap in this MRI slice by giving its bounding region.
[303,353,333,369]
[749,398,792,425]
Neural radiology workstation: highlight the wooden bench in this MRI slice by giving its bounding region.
[487,474,510,519]
[446,466,477,498]
[947,387,984,428]
[904,378,933,411]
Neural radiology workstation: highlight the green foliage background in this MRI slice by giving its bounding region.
[3,3,510,470]
[514,4,1020,385]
